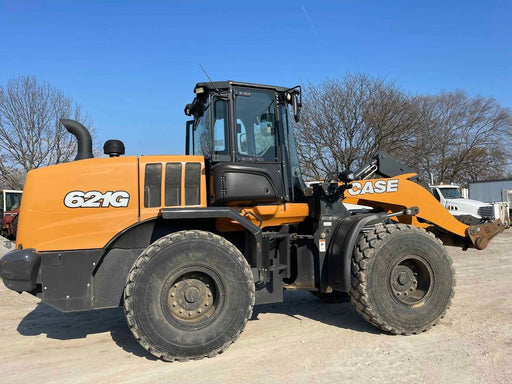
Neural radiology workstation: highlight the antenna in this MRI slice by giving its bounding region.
[199,64,219,93]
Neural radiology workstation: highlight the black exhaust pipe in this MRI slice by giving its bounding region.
[60,119,94,161]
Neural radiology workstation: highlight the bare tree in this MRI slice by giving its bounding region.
[295,74,512,185]
[0,76,93,189]
[295,74,418,180]
[403,92,512,185]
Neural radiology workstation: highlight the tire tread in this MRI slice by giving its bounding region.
[124,230,255,362]
[349,223,455,335]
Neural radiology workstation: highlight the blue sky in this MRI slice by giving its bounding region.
[1,0,511,156]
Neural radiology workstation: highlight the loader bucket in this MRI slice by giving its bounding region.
[466,222,506,250]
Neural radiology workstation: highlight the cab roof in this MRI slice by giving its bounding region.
[194,81,294,94]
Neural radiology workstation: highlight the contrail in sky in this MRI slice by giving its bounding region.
[301,4,318,35]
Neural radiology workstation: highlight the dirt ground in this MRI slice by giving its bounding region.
[1,231,511,384]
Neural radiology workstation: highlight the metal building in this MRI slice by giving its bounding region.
[469,179,512,203]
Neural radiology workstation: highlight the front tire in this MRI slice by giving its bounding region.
[349,224,455,335]
[124,230,255,361]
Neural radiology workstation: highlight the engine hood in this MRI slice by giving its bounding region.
[444,198,490,217]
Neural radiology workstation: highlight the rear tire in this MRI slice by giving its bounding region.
[124,230,255,361]
[349,224,455,334]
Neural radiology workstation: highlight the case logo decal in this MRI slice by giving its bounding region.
[64,190,130,208]
[347,179,399,196]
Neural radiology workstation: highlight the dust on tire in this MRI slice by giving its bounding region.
[124,230,255,361]
[349,223,455,335]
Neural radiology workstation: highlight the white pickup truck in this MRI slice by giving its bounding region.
[430,184,510,226]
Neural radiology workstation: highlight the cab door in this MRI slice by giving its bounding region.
[210,87,286,206]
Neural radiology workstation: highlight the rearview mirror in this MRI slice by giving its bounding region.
[292,94,301,122]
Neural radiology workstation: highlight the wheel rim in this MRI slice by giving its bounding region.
[161,267,224,328]
[388,255,433,306]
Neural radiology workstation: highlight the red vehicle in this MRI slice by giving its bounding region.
[0,190,22,239]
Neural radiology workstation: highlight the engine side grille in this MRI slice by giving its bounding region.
[144,161,202,208]
[165,163,182,206]
[184,163,201,206]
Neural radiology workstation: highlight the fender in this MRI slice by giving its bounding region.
[327,212,388,291]
[162,207,263,271]
[93,207,265,310]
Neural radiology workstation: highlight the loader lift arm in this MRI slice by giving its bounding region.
[354,151,429,189]
[343,172,504,250]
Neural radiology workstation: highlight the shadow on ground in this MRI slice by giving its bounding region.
[17,303,157,360]
[252,289,380,335]
[16,289,380,360]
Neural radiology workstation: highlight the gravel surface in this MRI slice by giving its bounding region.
[0,231,511,383]
[1,236,14,254]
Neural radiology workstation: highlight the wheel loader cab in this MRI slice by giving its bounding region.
[185,81,306,206]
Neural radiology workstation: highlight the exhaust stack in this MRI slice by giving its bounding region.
[60,119,94,161]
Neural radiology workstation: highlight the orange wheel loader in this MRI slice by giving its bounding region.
[0,81,503,361]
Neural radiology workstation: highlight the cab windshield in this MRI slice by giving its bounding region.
[190,96,228,157]
[280,104,305,193]
[4,192,21,211]
[439,188,463,199]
